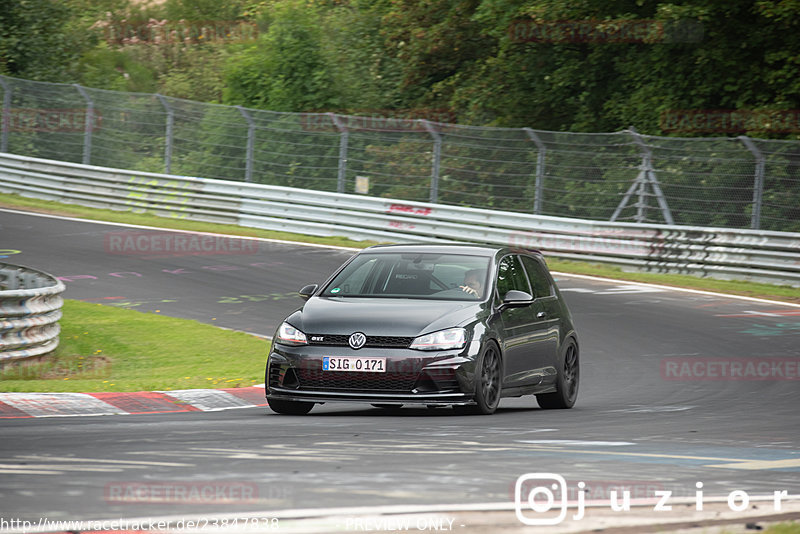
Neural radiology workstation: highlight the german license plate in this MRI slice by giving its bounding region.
[323,357,386,372]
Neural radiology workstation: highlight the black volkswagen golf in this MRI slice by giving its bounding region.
[266,244,579,415]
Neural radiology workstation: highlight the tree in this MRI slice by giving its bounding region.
[0,0,89,81]
[223,0,342,111]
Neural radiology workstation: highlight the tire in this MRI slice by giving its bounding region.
[455,341,503,415]
[268,398,314,415]
[536,339,579,409]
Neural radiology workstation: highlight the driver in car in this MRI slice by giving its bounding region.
[460,269,484,297]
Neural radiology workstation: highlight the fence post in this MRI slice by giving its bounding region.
[524,128,546,215]
[237,106,255,183]
[328,113,348,193]
[73,85,95,165]
[156,94,174,175]
[738,136,764,230]
[613,128,674,225]
[636,171,647,223]
[421,119,441,203]
[0,77,10,153]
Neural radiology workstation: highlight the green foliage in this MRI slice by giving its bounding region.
[158,46,230,102]
[78,45,158,93]
[61,0,250,98]
[443,0,800,135]
[0,0,91,81]
[223,0,341,110]
[321,0,404,111]
[379,0,495,109]
[10,0,799,138]
[163,0,252,21]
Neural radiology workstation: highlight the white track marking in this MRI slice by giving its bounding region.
[553,271,800,308]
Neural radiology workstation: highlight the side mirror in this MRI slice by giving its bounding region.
[502,290,534,308]
[298,284,318,301]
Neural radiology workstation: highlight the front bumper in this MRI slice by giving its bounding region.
[266,388,472,405]
[266,342,481,405]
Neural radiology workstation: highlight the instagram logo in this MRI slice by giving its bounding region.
[515,473,582,525]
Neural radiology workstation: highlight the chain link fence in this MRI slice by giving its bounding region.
[1,74,798,232]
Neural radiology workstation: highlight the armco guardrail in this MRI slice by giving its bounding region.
[0,262,65,363]
[1,152,799,286]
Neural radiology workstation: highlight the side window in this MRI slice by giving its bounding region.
[521,255,553,298]
[496,255,531,298]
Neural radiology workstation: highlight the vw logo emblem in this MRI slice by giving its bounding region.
[348,332,367,350]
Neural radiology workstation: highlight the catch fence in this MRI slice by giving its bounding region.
[1,74,799,232]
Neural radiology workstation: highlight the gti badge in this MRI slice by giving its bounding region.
[348,332,367,350]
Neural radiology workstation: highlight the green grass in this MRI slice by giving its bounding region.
[764,521,800,534]
[1,191,799,304]
[0,300,270,392]
[722,523,800,534]
[762,523,800,534]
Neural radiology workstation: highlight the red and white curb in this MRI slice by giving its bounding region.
[0,386,267,418]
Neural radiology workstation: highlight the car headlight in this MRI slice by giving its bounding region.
[410,327,467,351]
[276,322,307,346]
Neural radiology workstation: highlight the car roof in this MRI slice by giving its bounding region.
[362,243,543,258]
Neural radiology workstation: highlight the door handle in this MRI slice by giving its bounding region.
[536,311,546,319]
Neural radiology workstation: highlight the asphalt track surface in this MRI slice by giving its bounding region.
[1,209,799,527]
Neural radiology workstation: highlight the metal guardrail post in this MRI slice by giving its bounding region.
[421,120,441,203]
[0,77,10,153]
[157,94,174,175]
[524,128,546,215]
[739,136,765,230]
[238,106,255,183]
[74,85,94,165]
[328,113,348,193]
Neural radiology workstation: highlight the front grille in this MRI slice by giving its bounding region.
[307,334,414,349]
[296,368,418,392]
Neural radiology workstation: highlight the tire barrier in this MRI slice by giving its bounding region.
[0,263,65,363]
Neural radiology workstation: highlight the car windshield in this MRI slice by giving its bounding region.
[321,252,491,300]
